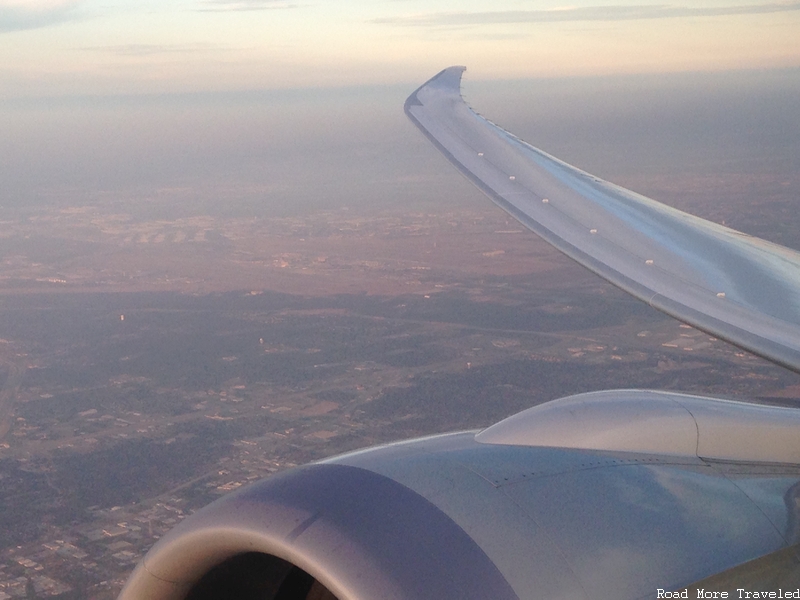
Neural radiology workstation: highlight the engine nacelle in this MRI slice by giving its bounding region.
[119,390,800,600]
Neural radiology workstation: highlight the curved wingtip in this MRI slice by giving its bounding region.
[404,65,466,112]
[404,67,800,374]
[428,65,467,91]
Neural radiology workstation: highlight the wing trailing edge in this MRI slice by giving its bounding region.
[406,67,800,373]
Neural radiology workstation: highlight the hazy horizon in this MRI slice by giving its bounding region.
[3,0,799,226]
[2,67,798,234]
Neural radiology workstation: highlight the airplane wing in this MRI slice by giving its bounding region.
[118,69,800,600]
[406,66,800,374]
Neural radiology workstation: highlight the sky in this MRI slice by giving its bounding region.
[1,0,799,216]
[2,0,800,96]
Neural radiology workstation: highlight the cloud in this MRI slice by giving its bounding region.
[0,0,80,32]
[373,2,800,27]
[196,0,298,11]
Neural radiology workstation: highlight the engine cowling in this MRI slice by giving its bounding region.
[119,390,800,600]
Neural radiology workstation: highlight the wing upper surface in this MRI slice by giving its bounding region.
[406,66,800,373]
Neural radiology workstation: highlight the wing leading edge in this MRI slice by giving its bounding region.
[405,66,800,373]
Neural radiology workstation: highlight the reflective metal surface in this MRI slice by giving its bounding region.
[681,543,800,594]
[121,392,800,600]
[119,461,518,600]
[331,422,798,599]
[476,389,800,463]
[405,66,800,372]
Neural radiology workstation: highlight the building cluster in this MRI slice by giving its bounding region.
[0,443,299,599]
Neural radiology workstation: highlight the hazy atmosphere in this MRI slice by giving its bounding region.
[2,1,800,222]
[1,1,800,598]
